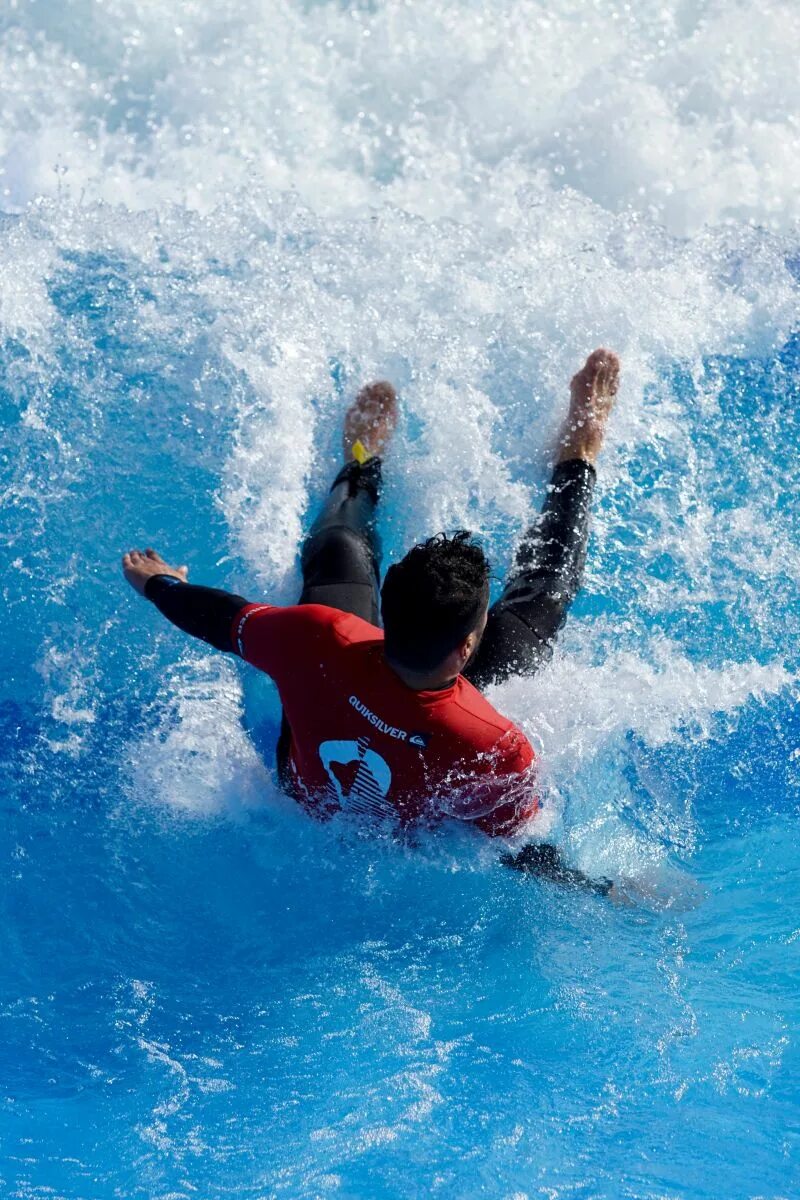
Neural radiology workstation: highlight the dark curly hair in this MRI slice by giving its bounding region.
[380,531,490,672]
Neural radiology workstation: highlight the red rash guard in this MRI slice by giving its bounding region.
[232,602,538,836]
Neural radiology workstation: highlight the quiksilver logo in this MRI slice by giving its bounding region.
[349,695,407,740]
[348,695,430,750]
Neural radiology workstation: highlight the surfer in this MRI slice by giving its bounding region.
[123,349,620,894]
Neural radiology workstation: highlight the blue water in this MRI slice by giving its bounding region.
[2,2,799,1197]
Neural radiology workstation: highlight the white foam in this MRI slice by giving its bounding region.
[2,2,799,230]
[35,638,100,757]
[488,645,792,890]
[492,645,792,770]
[126,653,274,816]
[0,4,793,222]
[0,219,57,348]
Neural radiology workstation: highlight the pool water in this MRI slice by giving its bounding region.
[1,2,798,1197]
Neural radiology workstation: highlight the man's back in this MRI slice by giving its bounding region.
[235,603,537,834]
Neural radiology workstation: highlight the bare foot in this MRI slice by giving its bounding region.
[122,547,188,596]
[558,348,620,466]
[343,380,398,463]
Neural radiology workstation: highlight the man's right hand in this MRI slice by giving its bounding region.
[122,548,188,596]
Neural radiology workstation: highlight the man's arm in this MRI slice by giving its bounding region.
[442,739,614,897]
[122,548,248,653]
[501,842,614,896]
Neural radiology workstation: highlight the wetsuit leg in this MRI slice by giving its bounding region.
[464,458,595,690]
[277,456,384,787]
[298,457,383,623]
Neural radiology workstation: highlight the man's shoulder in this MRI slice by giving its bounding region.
[242,602,380,635]
[446,676,534,766]
[320,606,384,645]
[235,602,382,668]
[450,673,518,733]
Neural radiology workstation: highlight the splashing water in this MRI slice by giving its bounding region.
[1,1,798,1196]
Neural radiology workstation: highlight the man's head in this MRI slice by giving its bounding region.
[381,531,490,681]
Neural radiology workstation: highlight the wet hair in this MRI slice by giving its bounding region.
[381,531,490,672]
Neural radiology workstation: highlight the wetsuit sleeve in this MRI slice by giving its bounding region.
[501,843,614,896]
[144,575,248,653]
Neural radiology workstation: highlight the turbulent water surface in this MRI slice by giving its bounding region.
[1,1,798,1197]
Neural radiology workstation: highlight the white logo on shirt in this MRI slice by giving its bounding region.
[318,737,394,820]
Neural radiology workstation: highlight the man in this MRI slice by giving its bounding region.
[123,349,620,893]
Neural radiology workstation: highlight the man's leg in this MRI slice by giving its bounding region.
[298,455,384,623]
[277,380,397,782]
[297,379,398,620]
[465,349,618,691]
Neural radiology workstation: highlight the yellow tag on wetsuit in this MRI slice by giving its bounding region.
[351,439,371,465]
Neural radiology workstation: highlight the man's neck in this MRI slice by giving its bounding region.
[386,659,458,692]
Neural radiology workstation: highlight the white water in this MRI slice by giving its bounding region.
[1,0,797,822]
